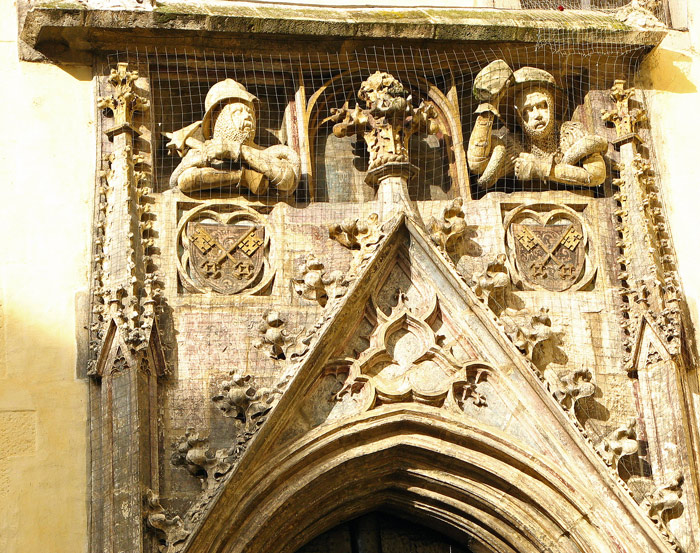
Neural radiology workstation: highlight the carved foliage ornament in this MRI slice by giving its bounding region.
[330,71,438,184]
[177,203,272,295]
[504,204,595,292]
[292,254,349,307]
[144,489,189,553]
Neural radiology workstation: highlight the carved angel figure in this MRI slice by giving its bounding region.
[467,60,607,189]
[166,79,301,196]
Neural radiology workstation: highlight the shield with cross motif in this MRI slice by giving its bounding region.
[187,222,265,294]
[511,222,584,292]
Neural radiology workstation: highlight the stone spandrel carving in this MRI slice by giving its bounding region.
[330,71,438,193]
[144,489,190,553]
[331,292,489,411]
[467,60,608,189]
[171,428,233,490]
[166,79,300,196]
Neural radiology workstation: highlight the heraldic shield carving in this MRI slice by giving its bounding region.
[177,203,273,295]
[503,204,595,292]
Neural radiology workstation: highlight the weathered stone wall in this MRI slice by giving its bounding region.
[1,2,700,553]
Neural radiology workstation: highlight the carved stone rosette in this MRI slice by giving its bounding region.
[503,203,595,292]
[176,202,273,295]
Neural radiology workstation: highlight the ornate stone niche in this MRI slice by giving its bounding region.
[84,48,699,553]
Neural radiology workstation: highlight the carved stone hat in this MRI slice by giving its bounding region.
[202,79,260,139]
[507,66,566,119]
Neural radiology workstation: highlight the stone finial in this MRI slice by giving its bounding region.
[330,71,438,184]
[601,80,647,141]
[97,63,149,135]
[597,417,639,472]
[171,428,233,490]
[144,489,190,553]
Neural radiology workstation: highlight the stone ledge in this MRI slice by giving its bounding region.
[20,1,667,60]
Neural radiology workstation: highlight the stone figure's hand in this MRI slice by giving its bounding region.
[203,140,227,163]
[473,59,514,116]
[514,153,551,181]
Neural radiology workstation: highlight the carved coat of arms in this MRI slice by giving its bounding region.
[177,203,273,295]
[504,204,595,292]
[188,223,265,295]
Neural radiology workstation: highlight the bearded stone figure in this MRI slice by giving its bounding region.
[166,79,301,196]
[467,60,607,189]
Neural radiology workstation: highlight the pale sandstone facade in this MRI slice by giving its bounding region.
[2,1,700,553]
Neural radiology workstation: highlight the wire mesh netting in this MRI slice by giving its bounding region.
[95,32,666,518]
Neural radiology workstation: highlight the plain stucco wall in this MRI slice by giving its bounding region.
[0,1,92,551]
[640,2,700,353]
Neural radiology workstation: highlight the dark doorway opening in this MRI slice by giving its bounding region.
[295,511,474,553]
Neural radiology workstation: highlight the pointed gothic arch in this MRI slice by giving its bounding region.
[186,406,632,553]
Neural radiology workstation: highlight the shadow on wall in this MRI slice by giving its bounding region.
[639,49,697,94]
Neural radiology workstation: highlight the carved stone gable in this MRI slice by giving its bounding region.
[177,214,680,553]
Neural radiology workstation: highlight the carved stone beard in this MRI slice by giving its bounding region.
[212,102,256,145]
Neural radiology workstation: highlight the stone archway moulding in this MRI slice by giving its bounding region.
[186,406,663,553]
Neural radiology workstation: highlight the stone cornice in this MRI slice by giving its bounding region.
[21,1,666,61]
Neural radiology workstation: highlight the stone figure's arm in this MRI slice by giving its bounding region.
[468,59,514,188]
[467,105,497,174]
[551,125,608,187]
[551,153,606,187]
[240,144,301,196]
